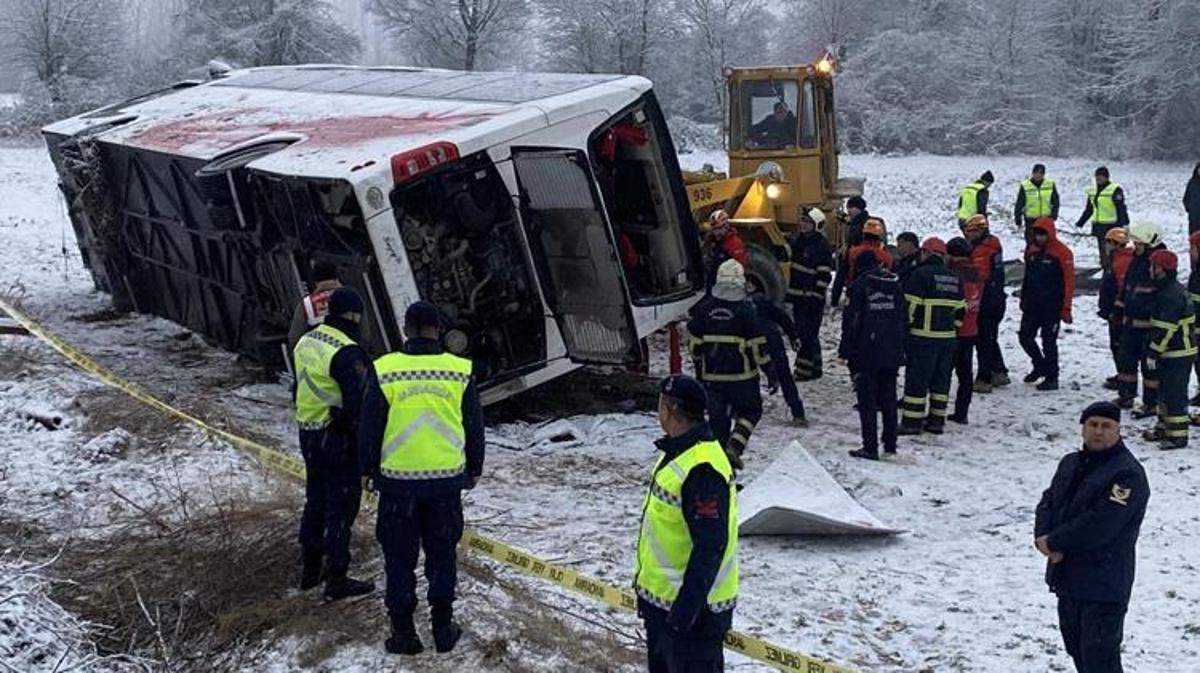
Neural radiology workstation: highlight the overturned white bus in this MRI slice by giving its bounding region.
[42,65,704,403]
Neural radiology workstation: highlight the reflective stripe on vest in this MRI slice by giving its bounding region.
[634,439,738,613]
[1150,314,1198,359]
[905,294,965,339]
[787,262,832,298]
[1022,178,1055,218]
[687,334,769,382]
[956,181,986,220]
[293,324,356,427]
[375,352,472,480]
[1087,182,1120,225]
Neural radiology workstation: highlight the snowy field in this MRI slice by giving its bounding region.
[3,142,1200,672]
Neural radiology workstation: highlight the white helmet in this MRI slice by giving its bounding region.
[807,208,827,226]
[1129,221,1162,247]
[715,259,745,286]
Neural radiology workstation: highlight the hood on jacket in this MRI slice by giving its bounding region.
[1031,216,1058,242]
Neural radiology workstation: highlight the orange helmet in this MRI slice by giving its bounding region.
[862,218,885,239]
[963,214,988,233]
[1105,227,1129,246]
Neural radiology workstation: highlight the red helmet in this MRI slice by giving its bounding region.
[921,237,947,255]
[1150,249,1178,272]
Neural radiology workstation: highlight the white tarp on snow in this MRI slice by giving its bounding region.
[738,442,904,536]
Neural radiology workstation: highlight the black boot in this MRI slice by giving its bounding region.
[323,566,374,602]
[923,419,945,435]
[725,447,744,470]
[385,614,423,655]
[299,549,324,591]
[431,603,462,654]
[848,448,879,460]
[896,420,924,436]
[1023,370,1043,383]
[1036,378,1059,391]
[1103,376,1121,391]
[947,412,968,425]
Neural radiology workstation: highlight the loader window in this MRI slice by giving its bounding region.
[800,80,818,149]
[591,101,695,304]
[738,79,799,150]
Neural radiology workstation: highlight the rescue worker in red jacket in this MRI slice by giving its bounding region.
[1098,227,1134,390]
[948,237,984,424]
[962,215,1010,392]
[1019,217,1075,391]
[1141,250,1196,450]
[703,209,748,291]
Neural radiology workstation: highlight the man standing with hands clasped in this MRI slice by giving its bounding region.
[1035,401,1149,673]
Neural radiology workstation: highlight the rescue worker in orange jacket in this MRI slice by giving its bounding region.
[1099,228,1134,390]
[703,209,748,291]
[962,215,1009,392]
[948,237,984,424]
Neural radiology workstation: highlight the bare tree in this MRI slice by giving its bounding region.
[0,0,126,99]
[179,0,360,67]
[370,0,528,71]
[540,0,668,76]
[676,0,770,120]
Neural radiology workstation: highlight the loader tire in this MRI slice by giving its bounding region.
[744,244,786,306]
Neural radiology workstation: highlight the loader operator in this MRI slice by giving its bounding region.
[748,101,797,149]
[635,374,738,673]
[292,287,374,602]
[359,301,485,656]
[688,259,770,470]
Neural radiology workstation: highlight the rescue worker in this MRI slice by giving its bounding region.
[840,251,906,459]
[831,218,894,307]
[963,215,1010,392]
[1184,163,1200,235]
[635,375,738,673]
[1190,232,1200,406]
[1115,222,1165,411]
[688,260,769,470]
[1013,163,1060,238]
[359,301,485,655]
[703,209,748,291]
[830,195,870,305]
[292,287,374,600]
[1098,228,1134,390]
[1142,250,1195,450]
[894,231,921,284]
[749,290,807,426]
[1019,217,1075,391]
[1035,401,1149,673]
[955,171,994,227]
[1074,167,1129,270]
[786,207,833,382]
[948,237,983,424]
[288,260,341,352]
[898,238,964,435]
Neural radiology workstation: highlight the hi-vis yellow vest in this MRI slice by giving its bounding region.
[1088,182,1121,225]
[957,181,987,220]
[374,351,472,480]
[293,323,356,429]
[634,439,738,613]
[1021,178,1055,218]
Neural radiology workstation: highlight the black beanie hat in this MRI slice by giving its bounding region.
[980,170,995,183]
[1079,401,1121,424]
[947,236,971,257]
[405,301,441,329]
[1032,163,1046,174]
[847,196,867,210]
[1095,166,1110,178]
[328,287,364,317]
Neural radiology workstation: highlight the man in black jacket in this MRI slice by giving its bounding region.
[1035,401,1149,673]
[1141,250,1196,449]
[1184,163,1200,235]
[786,207,833,383]
[359,302,485,655]
[840,251,906,460]
[1115,223,1166,412]
[293,287,374,600]
[750,292,807,426]
[636,375,736,673]
[830,195,870,305]
[894,231,921,284]
[898,238,965,435]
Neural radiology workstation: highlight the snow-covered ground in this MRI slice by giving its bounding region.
[3,143,1200,672]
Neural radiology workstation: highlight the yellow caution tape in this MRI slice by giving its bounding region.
[0,297,856,673]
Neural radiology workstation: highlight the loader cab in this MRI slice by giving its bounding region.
[726,61,841,233]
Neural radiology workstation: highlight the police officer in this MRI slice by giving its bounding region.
[787,207,833,383]
[955,170,994,227]
[839,251,906,459]
[962,215,1010,391]
[1014,163,1060,238]
[292,287,374,600]
[359,301,485,655]
[1074,167,1130,271]
[1115,222,1166,412]
[688,259,769,470]
[1142,250,1196,449]
[898,238,965,435]
[1035,401,1149,673]
[635,375,738,673]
